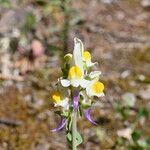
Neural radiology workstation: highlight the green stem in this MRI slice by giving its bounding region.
[72,110,77,150]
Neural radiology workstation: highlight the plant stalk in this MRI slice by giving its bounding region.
[61,0,70,55]
[72,110,77,150]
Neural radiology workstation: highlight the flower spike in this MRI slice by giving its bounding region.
[50,38,104,149]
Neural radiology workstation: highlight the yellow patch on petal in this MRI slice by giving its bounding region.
[68,66,82,79]
[51,91,61,103]
[83,51,91,61]
[91,81,104,94]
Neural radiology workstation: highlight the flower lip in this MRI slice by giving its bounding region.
[82,51,91,61]
[51,91,61,103]
[86,80,105,97]
[68,66,82,80]
[91,81,104,94]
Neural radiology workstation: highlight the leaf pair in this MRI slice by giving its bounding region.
[67,131,83,146]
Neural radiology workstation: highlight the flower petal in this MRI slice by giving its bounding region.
[50,118,66,132]
[54,98,69,110]
[89,71,101,79]
[64,53,72,62]
[73,38,84,73]
[71,80,80,87]
[84,109,97,125]
[73,91,79,112]
[87,62,93,67]
[94,92,105,97]
[61,79,70,87]
[79,79,90,88]
[86,61,96,67]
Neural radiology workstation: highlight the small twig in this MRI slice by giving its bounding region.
[0,118,23,127]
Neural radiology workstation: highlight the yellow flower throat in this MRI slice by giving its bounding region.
[68,66,82,79]
[51,91,61,103]
[92,81,104,94]
[82,51,91,61]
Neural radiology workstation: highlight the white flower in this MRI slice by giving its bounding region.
[73,38,96,68]
[61,66,89,88]
[61,38,89,88]
[89,71,101,79]
[73,38,84,73]
[82,51,96,67]
[86,78,104,97]
[50,84,69,110]
[61,38,102,91]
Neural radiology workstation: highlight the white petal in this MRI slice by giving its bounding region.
[60,79,70,87]
[95,92,105,97]
[73,38,84,73]
[86,61,97,67]
[60,98,69,110]
[71,79,80,87]
[89,71,101,79]
[74,37,84,53]
[79,79,90,88]
[85,80,96,96]
[86,84,91,96]
[88,88,105,97]
[54,98,69,110]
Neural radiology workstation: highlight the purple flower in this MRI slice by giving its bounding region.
[73,91,79,112]
[84,109,97,125]
[50,118,66,132]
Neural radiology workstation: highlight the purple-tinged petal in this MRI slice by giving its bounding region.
[84,109,97,125]
[50,118,66,132]
[73,91,79,112]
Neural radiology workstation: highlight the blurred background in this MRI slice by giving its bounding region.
[0,0,150,149]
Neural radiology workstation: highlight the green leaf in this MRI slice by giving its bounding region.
[78,106,82,117]
[66,116,72,131]
[66,131,83,146]
[67,132,72,143]
[76,131,83,146]
[132,131,142,142]
[61,111,69,117]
